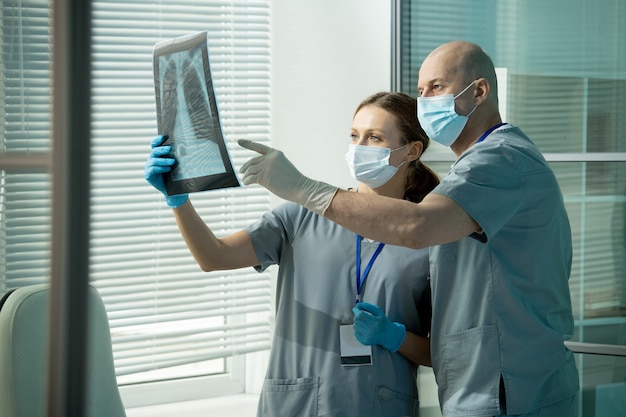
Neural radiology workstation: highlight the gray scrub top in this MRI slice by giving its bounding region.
[246,202,431,417]
[429,124,579,417]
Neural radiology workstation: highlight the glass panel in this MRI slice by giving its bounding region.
[0,1,52,153]
[508,75,585,153]
[574,352,626,416]
[0,171,51,291]
[400,1,626,415]
[401,0,626,338]
[587,79,626,153]
[400,0,626,153]
[554,162,626,327]
[507,76,626,154]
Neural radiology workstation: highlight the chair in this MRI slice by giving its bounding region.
[0,284,126,417]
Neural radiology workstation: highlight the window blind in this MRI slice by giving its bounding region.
[1,0,273,387]
[1,0,53,293]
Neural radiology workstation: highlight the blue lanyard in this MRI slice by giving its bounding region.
[476,122,507,144]
[355,235,385,304]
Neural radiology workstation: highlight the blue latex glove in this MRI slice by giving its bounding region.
[144,135,189,208]
[352,302,406,352]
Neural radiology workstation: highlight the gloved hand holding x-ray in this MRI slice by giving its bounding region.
[144,135,189,208]
[238,139,338,215]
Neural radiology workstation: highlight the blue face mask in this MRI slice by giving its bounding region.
[345,144,407,189]
[417,81,477,146]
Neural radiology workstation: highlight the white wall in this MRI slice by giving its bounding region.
[268,4,443,415]
[270,0,392,196]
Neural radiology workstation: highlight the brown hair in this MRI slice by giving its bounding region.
[354,92,440,203]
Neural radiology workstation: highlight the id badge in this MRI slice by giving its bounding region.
[339,323,372,366]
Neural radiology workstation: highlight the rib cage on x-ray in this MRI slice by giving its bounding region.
[153,31,239,195]
[159,45,225,181]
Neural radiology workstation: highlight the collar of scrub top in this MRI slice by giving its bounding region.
[476,122,507,144]
[355,234,385,305]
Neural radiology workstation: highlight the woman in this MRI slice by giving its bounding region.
[145,91,439,416]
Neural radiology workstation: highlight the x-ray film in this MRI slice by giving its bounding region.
[153,31,240,196]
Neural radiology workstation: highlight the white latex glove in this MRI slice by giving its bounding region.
[238,139,338,215]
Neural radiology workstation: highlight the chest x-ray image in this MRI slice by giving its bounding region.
[153,31,239,196]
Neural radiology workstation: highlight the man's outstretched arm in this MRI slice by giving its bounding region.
[238,139,479,248]
[325,189,477,249]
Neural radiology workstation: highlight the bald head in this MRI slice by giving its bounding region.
[420,41,499,107]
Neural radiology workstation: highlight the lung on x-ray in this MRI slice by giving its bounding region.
[153,31,239,196]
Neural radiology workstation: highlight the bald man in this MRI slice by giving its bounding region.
[239,41,579,417]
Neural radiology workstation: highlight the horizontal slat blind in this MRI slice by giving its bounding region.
[1,0,52,295]
[89,0,272,383]
[1,0,272,386]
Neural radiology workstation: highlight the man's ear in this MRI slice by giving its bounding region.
[473,78,490,107]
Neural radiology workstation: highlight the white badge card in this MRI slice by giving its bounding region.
[339,324,372,366]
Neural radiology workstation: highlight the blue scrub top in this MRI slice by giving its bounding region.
[429,125,579,416]
[246,202,431,417]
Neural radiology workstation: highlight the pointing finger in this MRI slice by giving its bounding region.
[238,139,272,155]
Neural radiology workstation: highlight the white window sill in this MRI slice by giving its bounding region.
[125,394,260,417]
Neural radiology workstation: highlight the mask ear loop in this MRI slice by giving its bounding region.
[389,143,411,169]
[454,79,479,99]
[454,80,479,118]
[390,143,409,153]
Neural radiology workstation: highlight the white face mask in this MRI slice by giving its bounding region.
[417,80,477,146]
[345,144,407,189]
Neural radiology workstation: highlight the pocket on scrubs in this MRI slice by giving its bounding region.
[257,377,320,417]
[370,385,419,417]
[440,325,501,415]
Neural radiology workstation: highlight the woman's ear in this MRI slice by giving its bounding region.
[406,140,423,162]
